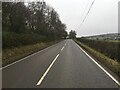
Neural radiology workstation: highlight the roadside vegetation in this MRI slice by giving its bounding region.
[76,38,120,77]
[3,40,60,66]
[69,30,76,39]
[77,38,120,62]
[2,1,67,66]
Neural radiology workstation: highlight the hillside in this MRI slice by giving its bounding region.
[85,33,120,40]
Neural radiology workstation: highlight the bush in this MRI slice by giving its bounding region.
[77,38,120,62]
[2,31,47,49]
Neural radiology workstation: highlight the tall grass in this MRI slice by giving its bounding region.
[2,40,60,66]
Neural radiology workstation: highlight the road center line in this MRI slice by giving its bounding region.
[75,42,120,86]
[36,54,60,86]
[61,46,64,51]
[1,40,67,70]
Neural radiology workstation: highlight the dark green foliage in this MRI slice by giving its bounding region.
[77,38,120,62]
[2,31,47,49]
[69,30,76,39]
[2,1,68,49]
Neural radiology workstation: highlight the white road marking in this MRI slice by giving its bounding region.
[1,41,62,70]
[75,43,120,86]
[36,54,60,86]
[61,46,64,51]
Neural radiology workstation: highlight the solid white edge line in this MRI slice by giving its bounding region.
[36,54,60,86]
[1,41,64,70]
[61,46,64,51]
[75,43,120,86]
[1,46,51,70]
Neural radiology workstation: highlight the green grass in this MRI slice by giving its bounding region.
[107,40,120,43]
[75,40,120,77]
[2,40,61,66]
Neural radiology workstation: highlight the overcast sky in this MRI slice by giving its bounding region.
[44,0,119,37]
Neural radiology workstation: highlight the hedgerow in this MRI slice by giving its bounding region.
[77,38,120,62]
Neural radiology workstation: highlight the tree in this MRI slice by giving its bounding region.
[69,30,76,39]
[3,1,68,49]
[2,2,28,33]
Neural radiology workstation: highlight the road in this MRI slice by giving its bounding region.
[2,39,120,88]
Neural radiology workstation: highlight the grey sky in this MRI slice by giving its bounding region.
[44,0,119,37]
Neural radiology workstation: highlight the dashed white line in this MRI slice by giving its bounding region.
[61,46,64,51]
[75,42,120,86]
[36,54,60,86]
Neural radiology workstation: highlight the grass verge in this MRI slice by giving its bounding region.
[75,40,120,77]
[2,40,61,67]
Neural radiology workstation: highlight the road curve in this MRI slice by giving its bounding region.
[2,39,120,88]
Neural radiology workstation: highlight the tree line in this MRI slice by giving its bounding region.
[69,30,76,39]
[2,1,68,49]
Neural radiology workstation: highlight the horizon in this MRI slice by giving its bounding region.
[44,0,119,37]
[76,32,120,38]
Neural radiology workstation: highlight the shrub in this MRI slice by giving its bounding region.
[77,38,120,62]
[2,31,47,49]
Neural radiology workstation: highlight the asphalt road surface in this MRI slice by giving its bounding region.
[2,39,120,88]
